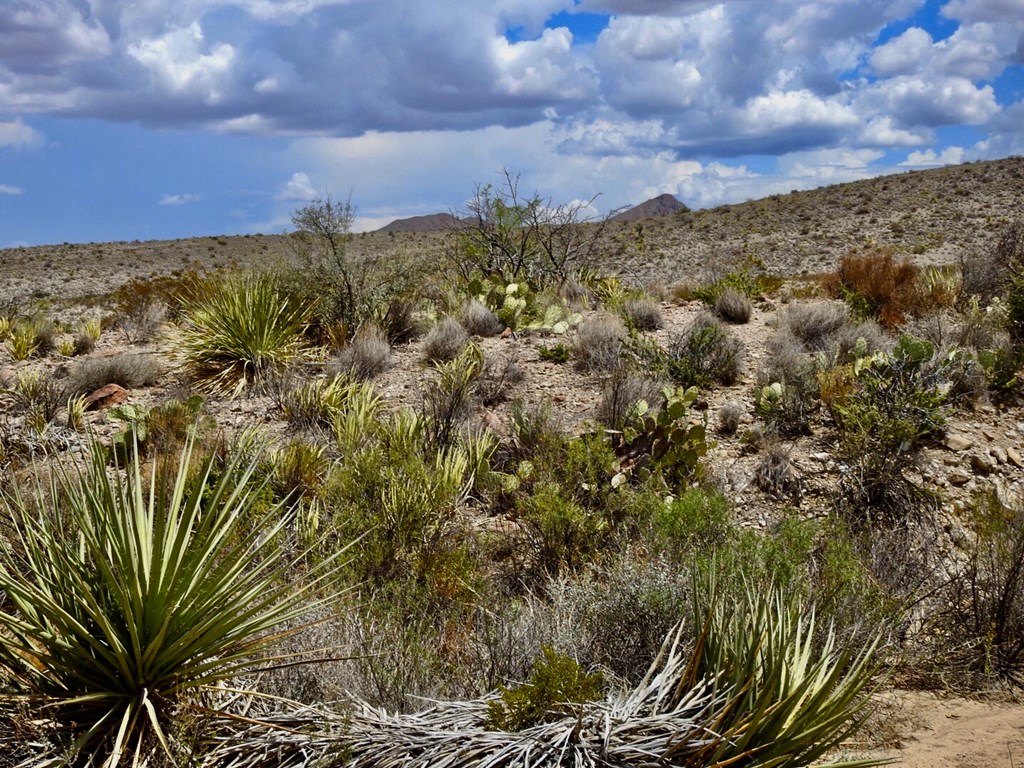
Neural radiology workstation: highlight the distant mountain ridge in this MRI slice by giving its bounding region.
[610,193,690,222]
[377,212,464,233]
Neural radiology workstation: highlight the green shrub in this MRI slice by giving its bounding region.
[693,268,761,305]
[651,486,732,562]
[0,440,342,767]
[181,272,311,397]
[486,646,604,731]
[422,345,481,449]
[538,342,570,363]
[664,313,743,388]
[830,335,958,526]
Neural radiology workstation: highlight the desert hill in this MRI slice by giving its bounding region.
[376,212,465,233]
[610,193,689,222]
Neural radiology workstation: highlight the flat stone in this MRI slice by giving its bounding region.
[84,383,129,412]
[1007,447,1024,468]
[944,434,974,451]
[990,446,1008,465]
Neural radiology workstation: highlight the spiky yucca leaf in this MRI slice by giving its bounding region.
[181,273,310,397]
[0,439,346,767]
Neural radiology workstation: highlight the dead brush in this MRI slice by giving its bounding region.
[572,313,626,373]
[827,248,921,328]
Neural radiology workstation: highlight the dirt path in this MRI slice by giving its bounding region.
[851,691,1024,767]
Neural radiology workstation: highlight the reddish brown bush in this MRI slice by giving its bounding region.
[827,249,920,328]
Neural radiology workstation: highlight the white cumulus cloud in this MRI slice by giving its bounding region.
[159,192,202,205]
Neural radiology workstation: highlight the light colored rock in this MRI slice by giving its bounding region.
[948,471,972,486]
[1007,447,1024,468]
[971,454,997,475]
[990,446,1008,465]
[944,434,974,451]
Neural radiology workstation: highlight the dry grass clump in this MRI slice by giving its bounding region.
[331,324,392,380]
[714,287,752,324]
[622,298,664,331]
[459,299,504,337]
[778,301,851,352]
[573,313,626,372]
[65,353,161,395]
[422,317,471,364]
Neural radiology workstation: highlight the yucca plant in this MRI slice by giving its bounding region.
[0,439,346,766]
[180,272,311,397]
[7,321,39,361]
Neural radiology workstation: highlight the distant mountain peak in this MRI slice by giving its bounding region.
[610,194,689,222]
[376,212,464,233]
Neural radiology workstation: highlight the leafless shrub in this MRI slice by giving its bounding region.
[477,353,525,407]
[331,324,391,380]
[459,299,504,337]
[596,367,662,430]
[381,296,424,344]
[72,331,95,356]
[714,287,752,324]
[622,298,664,331]
[572,313,626,373]
[422,317,470,364]
[117,300,167,344]
[64,353,160,395]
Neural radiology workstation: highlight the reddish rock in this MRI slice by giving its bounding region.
[84,384,130,411]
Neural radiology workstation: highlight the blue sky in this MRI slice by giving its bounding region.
[1,0,1023,246]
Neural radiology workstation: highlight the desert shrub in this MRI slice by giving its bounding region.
[422,317,471,364]
[284,197,424,345]
[107,396,208,462]
[756,333,820,437]
[572,312,626,372]
[110,269,216,322]
[486,646,604,731]
[181,272,311,397]
[917,265,960,310]
[778,301,851,352]
[459,298,504,337]
[422,346,481,450]
[476,352,525,407]
[65,353,161,395]
[448,170,607,287]
[0,370,64,435]
[331,323,391,380]
[664,313,743,388]
[650,486,732,563]
[693,267,761,306]
[0,440,341,767]
[714,287,752,323]
[829,335,958,526]
[939,491,1024,689]
[5,315,55,360]
[272,439,330,505]
[830,248,920,328]
[276,374,382,434]
[754,442,803,503]
[959,219,1024,303]
[379,295,424,344]
[716,402,743,435]
[670,278,698,303]
[595,367,662,430]
[538,342,570,363]
[116,299,167,344]
[621,297,664,331]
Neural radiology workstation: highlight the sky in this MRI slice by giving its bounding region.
[1,0,1023,246]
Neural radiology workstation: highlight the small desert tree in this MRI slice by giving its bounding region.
[449,170,608,288]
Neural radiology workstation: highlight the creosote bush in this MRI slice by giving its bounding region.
[664,313,743,388]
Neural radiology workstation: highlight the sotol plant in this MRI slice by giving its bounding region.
[0,440,345,766]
